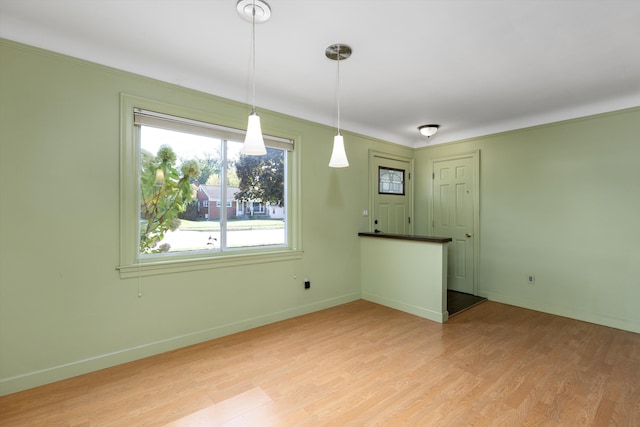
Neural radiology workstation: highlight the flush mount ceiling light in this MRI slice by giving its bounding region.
[418,124,440,138]
[237,0,271,155]
[326,43,352,168]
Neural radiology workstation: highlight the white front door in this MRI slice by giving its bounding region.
[432,154,478,294]
[372,154,412,235]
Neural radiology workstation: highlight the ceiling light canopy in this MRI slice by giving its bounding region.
[236,0,271,23]
[418,124,440,138]
[326,43,352,168]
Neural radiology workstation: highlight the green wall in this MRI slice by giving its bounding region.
[1,38,638,396]
[414,107,640,333]
[0,39,411,395]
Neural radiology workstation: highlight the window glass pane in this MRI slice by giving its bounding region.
[378,166,405,195]
[139,126,221,254]
[229,145,286,248]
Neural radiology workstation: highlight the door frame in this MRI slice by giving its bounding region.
[429,151,480,295]
[369,150,414,234]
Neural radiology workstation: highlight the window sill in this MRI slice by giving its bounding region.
[117,249,304,279]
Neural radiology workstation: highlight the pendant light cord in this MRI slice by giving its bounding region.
[251,0,257,114]
[336,45,341,134]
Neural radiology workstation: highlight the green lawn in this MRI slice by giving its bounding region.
[179,219,284,231]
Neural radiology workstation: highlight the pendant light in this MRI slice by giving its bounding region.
[326,43,352,168]
[237,0,271,155]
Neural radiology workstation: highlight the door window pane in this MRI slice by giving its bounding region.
[378,166,405,195]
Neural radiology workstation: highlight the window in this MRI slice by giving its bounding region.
[118,95,301,278]
[137,110,289,253]
[378,166,405,195]
[251,202,265,214]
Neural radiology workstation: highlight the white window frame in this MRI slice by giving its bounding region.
[118,94,302,278]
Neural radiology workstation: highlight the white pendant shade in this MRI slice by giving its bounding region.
[329,133,349,168]
[242,112,267,155]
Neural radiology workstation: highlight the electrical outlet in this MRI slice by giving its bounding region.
[304,279,311,289]
[527,274,535,284]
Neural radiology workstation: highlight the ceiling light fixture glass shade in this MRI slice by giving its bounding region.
[329,133,349,168]
[243,111,266,155]
[326,43,352,168]
[418,124,440,138]
[238,0,270,156]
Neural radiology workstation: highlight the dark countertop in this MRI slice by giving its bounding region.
[358,232,452,244]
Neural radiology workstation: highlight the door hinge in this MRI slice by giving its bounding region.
[408,216,411,224]
[408,172,411,180]
[432,172,435,179]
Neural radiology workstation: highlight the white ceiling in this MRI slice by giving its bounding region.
[1,0,639,147]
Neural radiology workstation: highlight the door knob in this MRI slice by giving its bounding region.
[466,233,472,238]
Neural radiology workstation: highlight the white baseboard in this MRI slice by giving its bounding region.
[0,293,360,396]
[479,291,640,334]
[362,292,447,323]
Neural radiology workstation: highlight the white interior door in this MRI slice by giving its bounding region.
[373,155,412,235]
[432,155,477,294]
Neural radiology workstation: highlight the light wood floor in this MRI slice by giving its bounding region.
[1,300,639,426]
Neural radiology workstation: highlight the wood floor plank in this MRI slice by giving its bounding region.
[1,300,639,426]
[163,387,271,427]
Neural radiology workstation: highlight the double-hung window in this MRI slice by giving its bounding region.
[119,96,300,277]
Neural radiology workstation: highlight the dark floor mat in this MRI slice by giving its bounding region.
[448,290,487,317]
